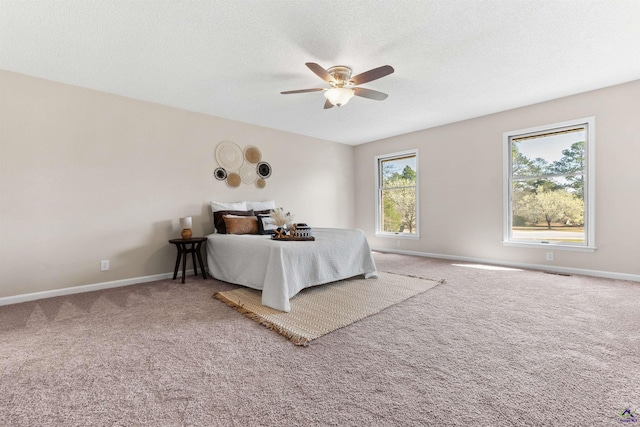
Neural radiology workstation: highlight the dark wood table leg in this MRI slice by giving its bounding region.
[195,241,207,279]
[180,244,187,284]
[172,244,182,280]
[191,244,198,276]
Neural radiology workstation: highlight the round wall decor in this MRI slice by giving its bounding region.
[257,161,272,179]
[239,164,257,184]
[214,167,227,181]
[226,172,241,188]
[244,146,262,164]
[215,141,244,172]
[214,141,270,189]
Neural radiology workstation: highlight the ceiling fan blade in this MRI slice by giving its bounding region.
[306,62,336,83]
[323,99,334,109]
[350,65,394,85]
[281,88,325,94]
[353,87,388,101]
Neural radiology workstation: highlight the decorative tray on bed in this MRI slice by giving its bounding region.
[271,223,314,241]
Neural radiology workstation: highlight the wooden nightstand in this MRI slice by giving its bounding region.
[168,237,208,283]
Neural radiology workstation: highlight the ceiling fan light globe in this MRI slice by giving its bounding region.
[324,87,355,107]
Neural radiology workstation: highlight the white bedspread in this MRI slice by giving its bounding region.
[206,228,378,312]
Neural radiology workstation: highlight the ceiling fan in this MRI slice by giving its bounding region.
[281,62,394,109]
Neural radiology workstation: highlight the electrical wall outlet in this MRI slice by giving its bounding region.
[546,252,554,262]
[100,260,110,271]
[396,240,401,247]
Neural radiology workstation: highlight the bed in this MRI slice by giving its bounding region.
[206,228,378,312]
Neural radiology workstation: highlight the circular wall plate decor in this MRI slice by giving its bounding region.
[256,178,266,189]
[226,172,241,188]
[214,167,227,181]
[257,161,272,179]
[239,164,257,184]
[244,145,262,164]
[215,141,243,172]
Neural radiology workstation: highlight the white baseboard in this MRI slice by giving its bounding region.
[4,249,638,307]
[372,248,640,283]
[0,270,198,307]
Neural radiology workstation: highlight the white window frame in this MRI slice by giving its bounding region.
[502,117,596,252]
[375,149,419,239]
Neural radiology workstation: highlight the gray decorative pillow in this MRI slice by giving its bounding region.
[257,214,278,235]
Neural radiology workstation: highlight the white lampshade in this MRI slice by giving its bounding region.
[324,87,355,107]
[180,216,192,229]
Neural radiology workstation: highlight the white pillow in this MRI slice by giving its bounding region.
[245,200,276,211]
[210,201,247,212]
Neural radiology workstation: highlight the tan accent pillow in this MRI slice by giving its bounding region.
[213,210,253,234]
[223,215,259,235]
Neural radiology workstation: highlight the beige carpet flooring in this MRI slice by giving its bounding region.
[1,252,639,426]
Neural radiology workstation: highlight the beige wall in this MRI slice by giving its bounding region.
[0,70,355,299]
[2,70,638,302]
[354,80,640,278]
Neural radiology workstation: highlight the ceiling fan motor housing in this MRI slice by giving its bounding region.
[327,66,353,87]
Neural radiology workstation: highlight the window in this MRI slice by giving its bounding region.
[375,150,418,237]
[503,117,595,250]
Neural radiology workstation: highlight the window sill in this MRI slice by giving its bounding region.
[376,232,420,240]
[502,241,596,252]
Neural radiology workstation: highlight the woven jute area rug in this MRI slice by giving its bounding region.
[213,272,445,346]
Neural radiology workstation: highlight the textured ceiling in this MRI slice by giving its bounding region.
[2,0,640,145]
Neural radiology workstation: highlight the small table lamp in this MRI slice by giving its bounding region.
[180,216,193,239]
